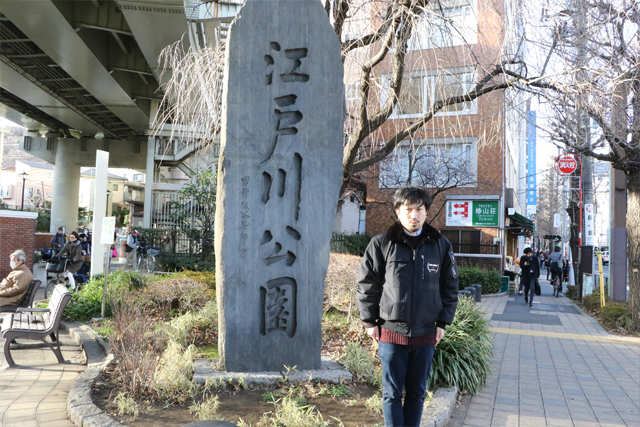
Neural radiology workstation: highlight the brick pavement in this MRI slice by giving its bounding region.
[0,285,86,427]
[448,275,640,427]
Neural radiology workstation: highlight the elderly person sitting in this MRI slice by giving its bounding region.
[0,250,34,306]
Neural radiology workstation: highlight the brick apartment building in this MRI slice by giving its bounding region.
[357,0,531,271]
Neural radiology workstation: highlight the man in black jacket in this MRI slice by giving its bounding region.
[519,247,540,307]
[357,187,459,427]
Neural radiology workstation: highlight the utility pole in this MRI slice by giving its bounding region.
[610,82,628,302]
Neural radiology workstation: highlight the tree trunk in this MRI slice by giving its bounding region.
[626,170,640,328]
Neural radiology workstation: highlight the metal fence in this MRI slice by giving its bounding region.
[452,243,500,255]
[330,233,347,253]
[151,191,210,256]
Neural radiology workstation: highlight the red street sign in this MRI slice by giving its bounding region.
[555,153,578,175]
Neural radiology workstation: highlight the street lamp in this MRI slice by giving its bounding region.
[106,189,111,216]
[19,171,28,211]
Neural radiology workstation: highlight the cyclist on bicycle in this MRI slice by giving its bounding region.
[548,246,564,294]
[56,231,83,290]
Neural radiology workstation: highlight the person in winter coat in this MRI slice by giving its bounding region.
[357,187,459,427]
[50,227,66,254]
[56,231,83,290]
[519,247,540,307]
[0,249,33,306]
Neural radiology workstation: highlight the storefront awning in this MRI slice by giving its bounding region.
[507,213,534,235]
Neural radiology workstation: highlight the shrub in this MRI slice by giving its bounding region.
[189,395,222,421]
[152,341,197,399]
[344,233,373,256]
[166,299,218,346]
[138,277,213,318]
[159,253,215,272]
[63,271,147,321]
[171,270,216,290]
[339,341,381,387]
[428,296,493,394]
[458,266,501,294]
[600,303,628,326]
[256,397,330,427]
[582,293,603,312]
[324,253,361,313]
[565,285,578,300]
[109,300,167,398]
[113,392,139,418]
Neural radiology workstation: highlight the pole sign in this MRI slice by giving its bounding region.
[554,213,561,228]
[446,200,499,227]
[100,217,116,244]
[584,203,594,246]
[555,153,579,175]
[526,111,537,215]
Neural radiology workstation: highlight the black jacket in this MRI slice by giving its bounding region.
[357,222,460,337]
[519,254,540,282]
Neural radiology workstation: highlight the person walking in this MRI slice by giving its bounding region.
[519,247,540,307]
[122,229,139,271]
[357,187,459,427]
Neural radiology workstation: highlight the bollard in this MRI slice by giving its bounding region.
[465,287,477,303]
[472,284,482,302]
[458,290,472,299]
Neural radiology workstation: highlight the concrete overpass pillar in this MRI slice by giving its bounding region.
[50,139,81,233]
[143,136,155,228]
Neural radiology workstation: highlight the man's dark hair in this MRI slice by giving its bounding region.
[524,247,533,254]
[69,231,79,239]
[554,246,561,252]
[393,187,432,210]
[58,226,64,232]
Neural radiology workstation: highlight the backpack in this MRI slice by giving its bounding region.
[549,252,562,272]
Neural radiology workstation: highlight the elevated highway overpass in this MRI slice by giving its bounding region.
[0,0,239,231]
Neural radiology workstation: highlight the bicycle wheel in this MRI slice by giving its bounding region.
[146,255,155,274]
[135,254,144,273]
[44,279,57,299]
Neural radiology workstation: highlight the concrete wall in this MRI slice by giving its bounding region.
[0,210,38,279]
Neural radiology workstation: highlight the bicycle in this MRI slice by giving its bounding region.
[134,244,158,274]
[551,271,562,298]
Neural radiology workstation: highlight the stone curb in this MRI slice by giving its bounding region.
[62,321,127,427]
[62,322,459,427]
[421,386,459,427]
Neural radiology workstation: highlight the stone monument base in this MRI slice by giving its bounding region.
[193,356,352,387]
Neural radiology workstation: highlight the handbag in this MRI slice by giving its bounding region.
[535,279,541,296]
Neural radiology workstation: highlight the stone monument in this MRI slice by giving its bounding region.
[215,0,345,372]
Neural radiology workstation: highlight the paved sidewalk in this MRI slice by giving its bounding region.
[0,286,86,427]
[448,275,640,427]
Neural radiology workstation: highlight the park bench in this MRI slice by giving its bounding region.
[0,279,42,313]
[1,285,71,368]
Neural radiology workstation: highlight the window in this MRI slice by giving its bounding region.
[0,186,9,197]
[409,1,478,50]
[346,82,361,101]
[112,184,119,191]
[382,68,477,118]
[441,229,481,254]
[133,174,144,182]
[379,137,478,188]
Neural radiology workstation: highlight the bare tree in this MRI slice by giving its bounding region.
[531,0,640,326]
[154,0,552,192]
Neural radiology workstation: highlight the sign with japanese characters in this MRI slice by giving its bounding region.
[446,200,499,227]
[584,203,594,246]
[215,0,344,372]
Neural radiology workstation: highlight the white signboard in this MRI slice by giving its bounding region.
[554,213,561,228]
[100,217,116,244]
[446,201,471,227]
[584,204,594,246]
